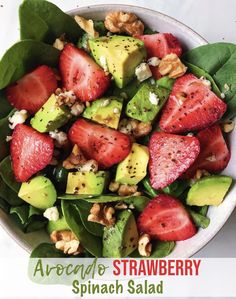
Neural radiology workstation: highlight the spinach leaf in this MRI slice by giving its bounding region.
[198,205,209,217]
[123,196,150,212]
[58,194,97,200]
[0,40,60,89]
[130,241,175,258]
[0,177,23,206]
[188,209,210,229]
[0,197,10,213]
[0,111,14,161]
[183,43,236,120]
[73,201,104,237]
[162,179,189,198]
[62,200,102,257]
[30,243,67,258]
[142,177,159,197]
[156,76,175,91]
[19,0,83,43]
[113,79,142,101]
[143,28,158,35]
[184,62,221,97]
[0,156,21,193]
[0,91,12,119]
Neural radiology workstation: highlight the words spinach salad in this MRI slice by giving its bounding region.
[0,0,235,258]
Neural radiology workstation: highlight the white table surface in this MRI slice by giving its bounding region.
[0,0,236,258]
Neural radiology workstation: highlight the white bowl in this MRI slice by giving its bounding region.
[1,4,235,257]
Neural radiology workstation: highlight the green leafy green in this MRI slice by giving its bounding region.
[0,177,23,206]
[156,76,175,91]
[162,180,189,197]
[19,0,83,43]
[130,241,175,258]
[30,243,67,258]
[198,205,209,217]
[0,111,14,161]
[142,177,159,197]
[0,91,13,119]
[0,156,21,193]
[0,40,60,89]
[188,209,210,229]
[183,43,236,119]
[113,79,142,101]
[0,197,10,213]
[62,200,102,257]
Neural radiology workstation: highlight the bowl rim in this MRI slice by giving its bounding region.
[3,4,234,258]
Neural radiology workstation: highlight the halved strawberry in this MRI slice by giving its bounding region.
[137,33,182,58]
[59,44,110,102]
[184,125,230,177]
[6,65,57,114]
[159,74,227,133]
[68,119,131,168]
[10,124,54,182]
[149,132,200,189]
[138,194,197,241]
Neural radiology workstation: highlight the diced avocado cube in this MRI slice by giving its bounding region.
[187,175,233,206]
[89,35,146,88]
[31,94,71,133]
[103,210,139,257]
[83,97,123,129]
[66,171,108,195]
[18,176,57,210]
[115,143,149,185]
[126,83,170,122]
[47,216,69,234]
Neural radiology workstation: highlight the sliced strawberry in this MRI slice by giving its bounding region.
[149,132,200,189]
[137,33,182,58]
[59,44,110,102]
[6,66,57,114]
[184,125,230,177]
[150,65,162,80]
[10,124,54,182]
[68,119,131,168]
[138,194,197,241]
[159,74,227,133]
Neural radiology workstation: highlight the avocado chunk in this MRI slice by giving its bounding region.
[126,82,170,122]
[115,143,149,185]
[18,176,57,210]
[83,97,123,129]
[47,215,69,234]
[66,171,108,195]
[103,210,139,257]
[31,94,71,133]
[89,35,146,88]
[187,175,233,206]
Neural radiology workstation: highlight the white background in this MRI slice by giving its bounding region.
[0,0,236,261]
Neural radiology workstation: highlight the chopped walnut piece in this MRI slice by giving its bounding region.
[88,203,116,227]
[109,181,120,192]
[138,234,152,257]
[190,169,211,185]
[53,34,66,51]
[55,88,77,107]
[221,120,235,133]
[104,11,144,36]
[77,159,99,173]
[118,184,138,196]
[75,15,99,38]
[132,121,152,138]
[50,230,83,256]
[158,53,187,79]
[118,118,152,138]
[49,130,68,148]
[63,145,87,169]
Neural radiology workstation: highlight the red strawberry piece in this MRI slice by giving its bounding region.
[6,65,57,114]
[68,119,131,168]
[149,65,162,80]
[59,44,110,102]
[159,74,227,133]
[138,194,197,241]
[149,132,200,189]
[137,33,182,58]
[184,125,230,177]
[10,124,54,182]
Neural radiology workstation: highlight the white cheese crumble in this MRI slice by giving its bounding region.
[100,99,110,107]
[58,90,76,101]
[8,110,28,129]
[221,93,226,99]
[49,130,68,146]
[71,102,84,116]
[187,133,194,137]
[149,92,159,105]
[43,207,59,221]
[135,63,152,82]
[113,107,120,114]
[99,56,109,72]
[200,76,211,89]
[6,136,12,142]
[224,83,230,91]
[147,57,160,67]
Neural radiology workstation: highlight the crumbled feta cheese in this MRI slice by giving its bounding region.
[149,92,159,105]
[49,130,68,146]
[6,136,12,142]
[77,159,98,172]
[71,102,84,116]
[100,99,110,107]
[147,57,160,67]
[99,56,109,72]
[205,155,216,162]
[200,77,211,89]
[150,78,156,85]
[221,93,225,99]
[187,133,194,137]
[113,107,120,114]
[8,110,28,129]
[58,90,76,102]
[53,38,65,51]
[43,207,59,221]
[224,83,230,91]
[135,63,152,82]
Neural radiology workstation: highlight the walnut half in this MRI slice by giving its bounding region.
[138,234,152,257]
[104,11,144,36]
[158,53,187,79]
[88,203,116,227]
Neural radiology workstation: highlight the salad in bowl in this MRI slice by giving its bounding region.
[0,0,235,258]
